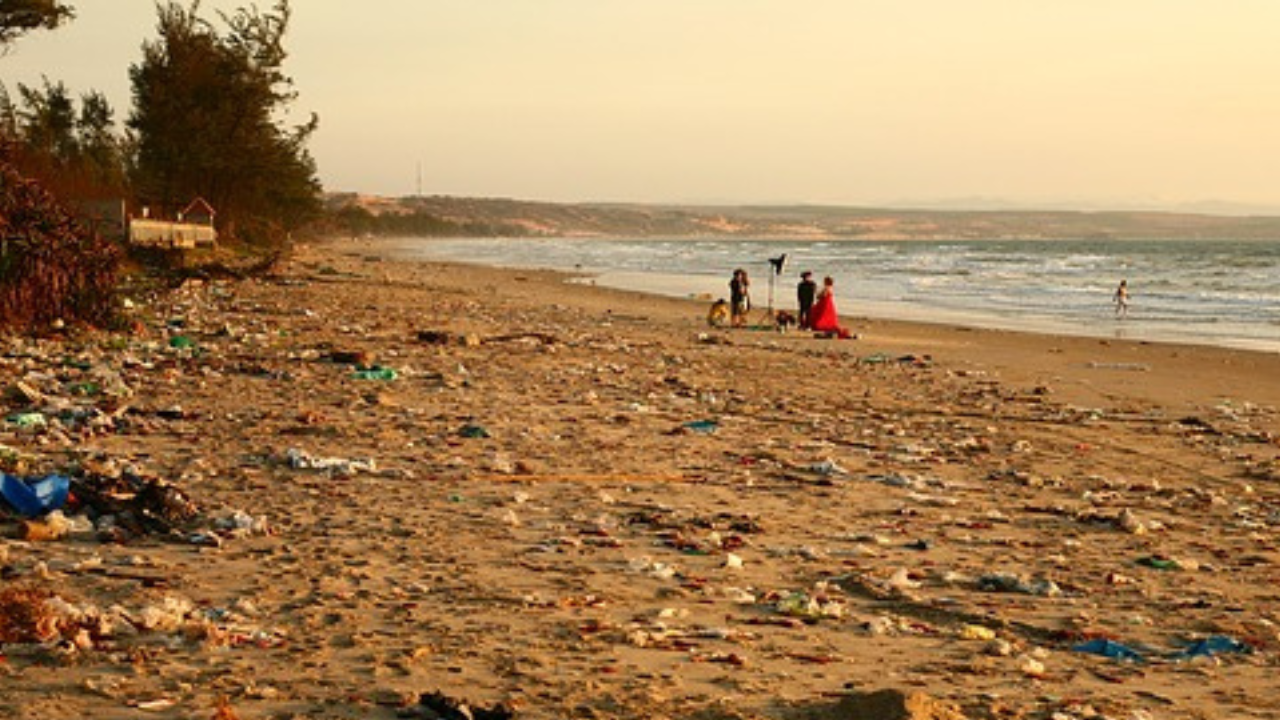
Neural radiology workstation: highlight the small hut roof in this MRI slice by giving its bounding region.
[181,197,216,218]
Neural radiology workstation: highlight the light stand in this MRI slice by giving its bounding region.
[762,253,787,324]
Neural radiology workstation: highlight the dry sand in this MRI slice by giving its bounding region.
[2,236,1279,720]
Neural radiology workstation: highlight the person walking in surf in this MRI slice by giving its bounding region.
[1113,279,1130,318]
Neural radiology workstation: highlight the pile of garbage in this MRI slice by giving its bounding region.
[0,582,282,655]
[1,466,197,542]
[0,456,273,548]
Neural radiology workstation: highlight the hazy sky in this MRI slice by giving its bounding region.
[5,1,1280,210]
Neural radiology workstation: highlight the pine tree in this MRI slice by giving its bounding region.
[0,0,73,48]
[128,1,320,246]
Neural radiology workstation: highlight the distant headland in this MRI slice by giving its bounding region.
[325,192,1280,241]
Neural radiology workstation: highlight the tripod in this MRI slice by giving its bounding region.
[757,253,787,326]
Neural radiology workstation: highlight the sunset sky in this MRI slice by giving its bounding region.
[5,1,1279,211]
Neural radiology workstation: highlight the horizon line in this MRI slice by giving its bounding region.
[324,190,1280,219]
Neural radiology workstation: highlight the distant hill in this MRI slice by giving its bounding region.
[324,193,1280,241]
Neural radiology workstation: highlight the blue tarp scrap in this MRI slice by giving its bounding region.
[1071,638,1146,663]
[681,420,719,434]
[1073,635,1254,663]
[1172,635,1253,659]
[0,473,71,517]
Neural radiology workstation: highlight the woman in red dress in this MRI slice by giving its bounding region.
[809,276,851,339]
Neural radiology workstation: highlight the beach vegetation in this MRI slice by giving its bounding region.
[1,77,127,199]
[0,2,124,333]
[0,139,123,332]
[0,0,324,334]
[323,200,519,239]
[321,193,549,239]
[0,0,73,48]
[128,0,321,249]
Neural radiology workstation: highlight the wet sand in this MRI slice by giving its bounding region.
[1,236,1278,720]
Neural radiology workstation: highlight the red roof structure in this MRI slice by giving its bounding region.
[180,197,216,224]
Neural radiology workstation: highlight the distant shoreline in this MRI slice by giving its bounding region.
[380,236,1280,356]
[326,192,1280,243]
[347,233,1280,408]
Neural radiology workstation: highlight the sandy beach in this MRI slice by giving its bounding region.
[2,236,1279,720]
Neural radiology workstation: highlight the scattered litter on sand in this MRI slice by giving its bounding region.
[0,240,1276,719]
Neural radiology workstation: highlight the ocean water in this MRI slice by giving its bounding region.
[391,237,1280,353]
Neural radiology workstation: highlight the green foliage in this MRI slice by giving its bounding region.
[0,0,74,47]
[369,211,515,238]
[0,85,14,136]
[322,202,525,240]
[0,2,124,333]
[75,90,125,190]
[17,77,75,158]
[0,77,127,198]
[127,0,321,248]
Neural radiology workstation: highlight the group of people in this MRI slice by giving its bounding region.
[726,267,851,338]
[724,267,1131,335]
[796,270,852,338]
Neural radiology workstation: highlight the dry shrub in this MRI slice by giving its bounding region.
[0,141,123,332]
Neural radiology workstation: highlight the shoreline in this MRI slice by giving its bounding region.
[378,242,1280,413]
[1,235,1277,719]
[381,236,1280,356]
[581,269,1280,355]
[364,233,1280,430]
